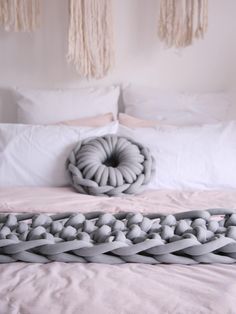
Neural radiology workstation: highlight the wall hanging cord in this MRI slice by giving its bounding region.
[0,0,40,32]
[158,0,208,48]
[0,0,209,77]
[67,0,114,79]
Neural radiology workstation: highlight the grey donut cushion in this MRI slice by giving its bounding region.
[67,135,155,196]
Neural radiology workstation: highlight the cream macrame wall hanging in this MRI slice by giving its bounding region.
[0,0,40,32]
[0,0,208,78]
[158,0,208,48]
[67,0,114,79]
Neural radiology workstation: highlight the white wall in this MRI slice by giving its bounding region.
[0,0,236,122]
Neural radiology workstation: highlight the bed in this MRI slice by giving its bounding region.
[0,187,236,314]
[1,86,236,314]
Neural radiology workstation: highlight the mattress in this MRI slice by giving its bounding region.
[0,187,236,314]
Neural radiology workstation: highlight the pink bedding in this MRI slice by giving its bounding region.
[0,187,236,314]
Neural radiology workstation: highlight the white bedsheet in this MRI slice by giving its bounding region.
[0,187,236,314]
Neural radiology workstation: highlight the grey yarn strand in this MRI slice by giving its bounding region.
[1,209,236,264]
[67,135,155,196]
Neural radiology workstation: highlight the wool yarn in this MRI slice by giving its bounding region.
[67,135,154,196]
[67,0,114,79]
[158,0,208,48]
[0,0,40,31]
[0,209,236,264]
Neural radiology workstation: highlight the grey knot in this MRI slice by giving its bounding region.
[67,135,155,196]
[0,209,235,264]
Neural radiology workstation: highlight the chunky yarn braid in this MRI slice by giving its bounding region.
[67,135,155,196]
[0,209,236,264]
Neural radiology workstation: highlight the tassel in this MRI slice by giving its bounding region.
[67,0,114,79]
[0,0,40,32]
[158,0,208,48]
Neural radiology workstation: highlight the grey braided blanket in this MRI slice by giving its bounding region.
[67,135,154,196]
[1,209,236,264]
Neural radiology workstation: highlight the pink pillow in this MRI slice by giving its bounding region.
[57,113,114,127]
[119,113,159,128]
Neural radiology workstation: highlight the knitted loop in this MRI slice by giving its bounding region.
[67,135,155,196]
[0,209,236,264]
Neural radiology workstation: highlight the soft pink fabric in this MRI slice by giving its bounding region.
[119,113,159,127]
[1,187,236,214]
[1,262,235,314]
[57,112,114,127]
[0,187,236,314]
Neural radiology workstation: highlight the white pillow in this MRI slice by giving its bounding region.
[0,122,118,187]
[123,86,235,125]
[16,86,120,124]
[0,87,18,123]
[118,122,236,190]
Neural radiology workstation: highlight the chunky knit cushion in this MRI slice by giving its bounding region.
[67,135,155,196]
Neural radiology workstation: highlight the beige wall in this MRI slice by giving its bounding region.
[0,0,236,121]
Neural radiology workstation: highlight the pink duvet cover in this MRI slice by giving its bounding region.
[0,187,236,314]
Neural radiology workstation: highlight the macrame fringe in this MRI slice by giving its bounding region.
[0,0,40,32]
[67,0,114,79]
[158,0,208,48]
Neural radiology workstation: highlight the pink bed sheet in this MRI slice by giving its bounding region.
[0,187,236,314]
[1,187,236,214]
